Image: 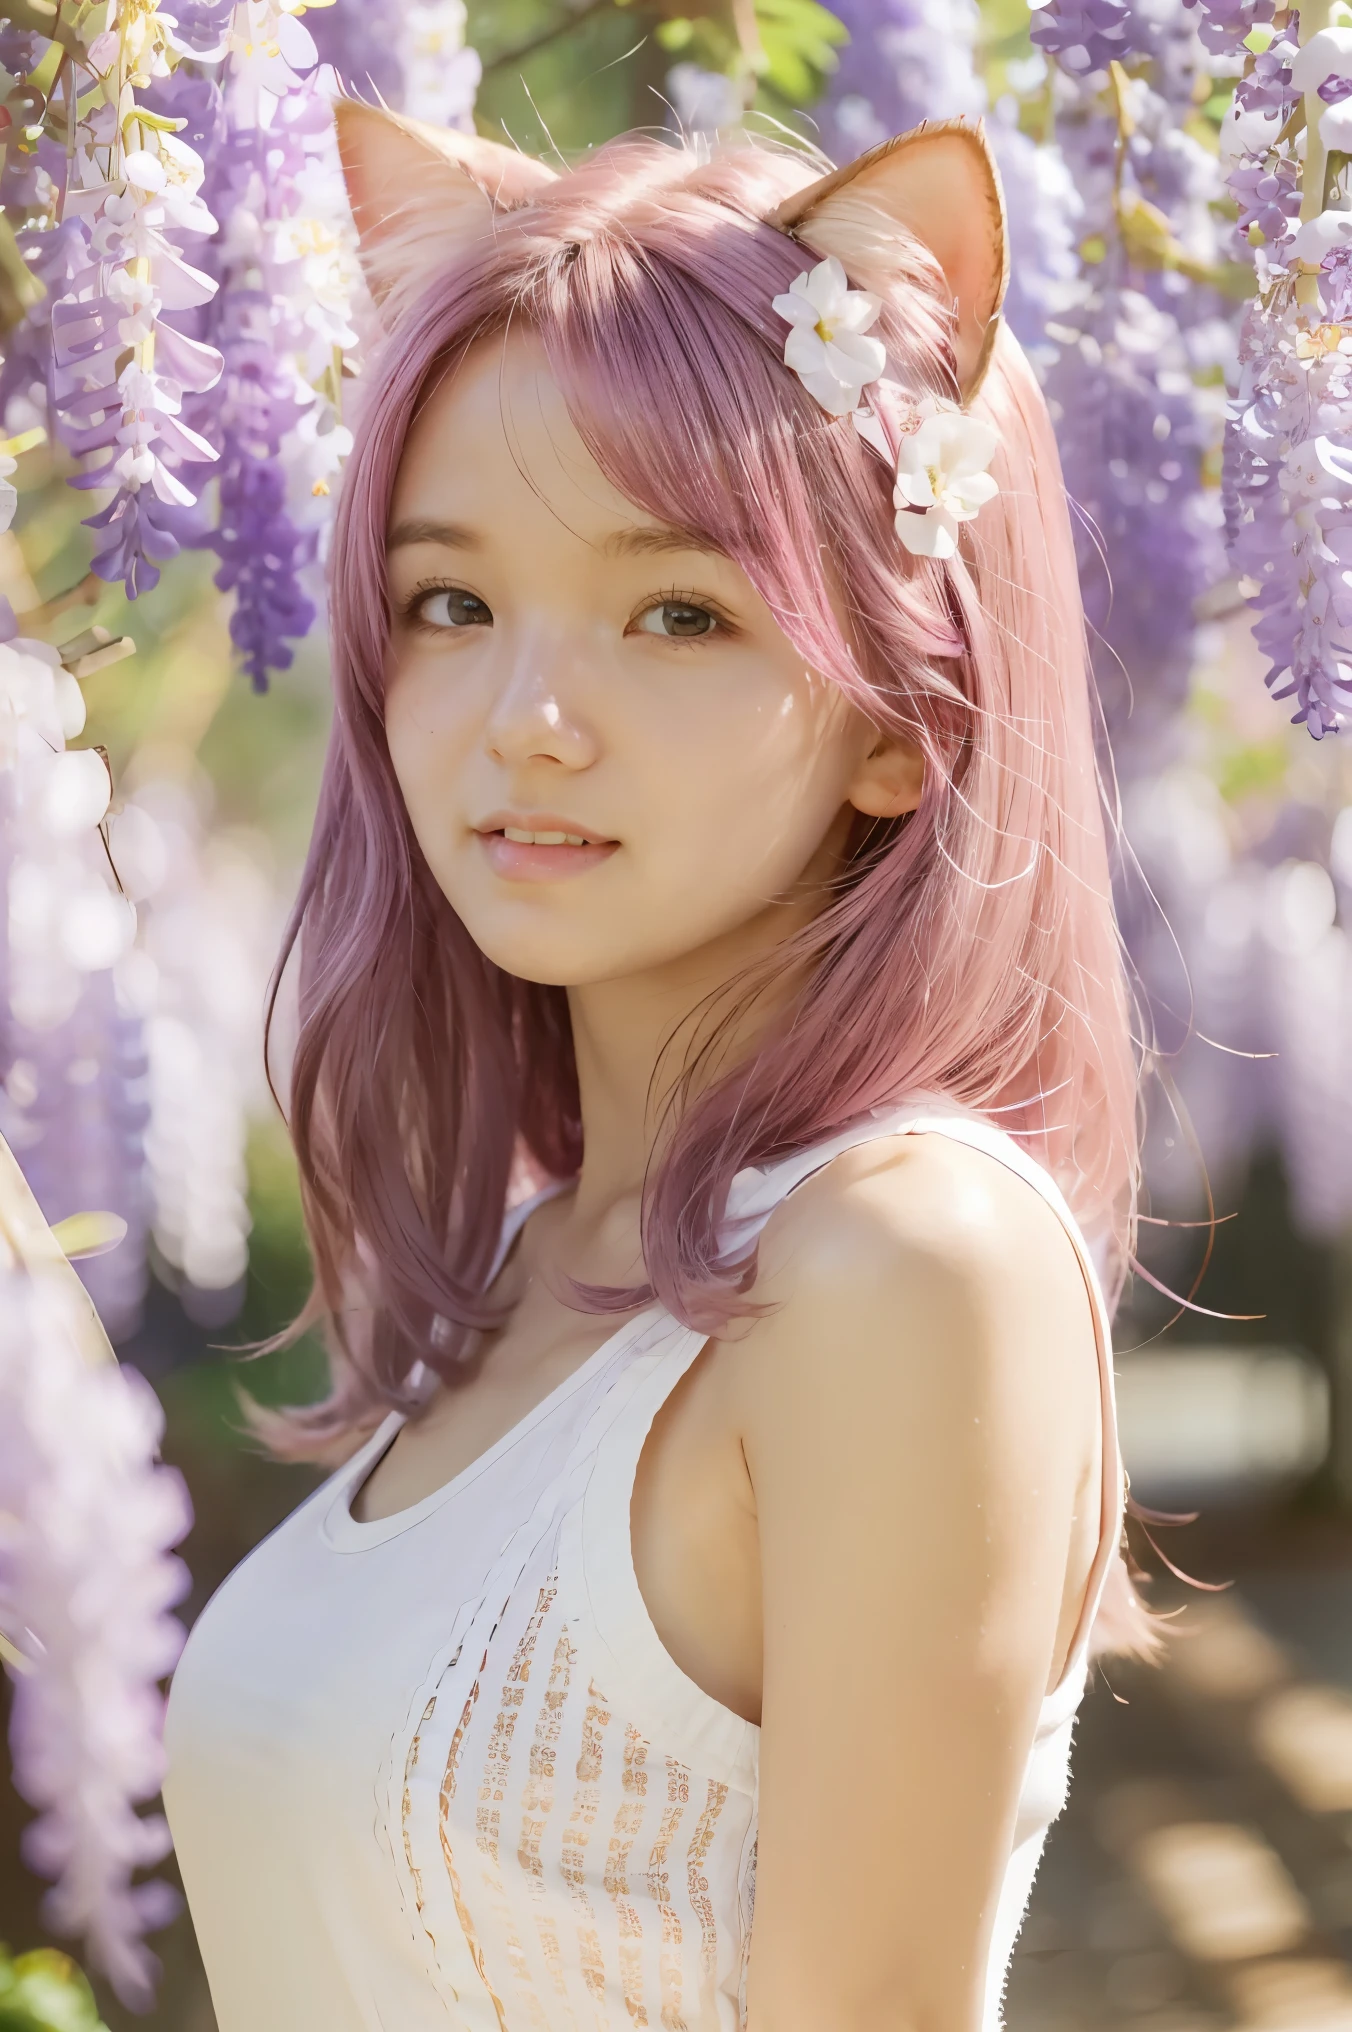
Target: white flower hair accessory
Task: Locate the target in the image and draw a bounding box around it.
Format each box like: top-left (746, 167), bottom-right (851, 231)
top-left (854, 388), bottom-right (999, 560)
top-left (772, 255), bottom-right (886, 418)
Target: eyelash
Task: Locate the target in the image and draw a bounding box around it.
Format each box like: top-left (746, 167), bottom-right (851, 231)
top-left (626, 587), bottom-right (738, 642)
top-left (398, 580), bottom-right (738, 641)
top-left (402, 578), bottom-right (483, 634)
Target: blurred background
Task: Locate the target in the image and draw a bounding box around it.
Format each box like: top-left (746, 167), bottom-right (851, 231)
top-left (7, 0), bottom-right (1352, 2027)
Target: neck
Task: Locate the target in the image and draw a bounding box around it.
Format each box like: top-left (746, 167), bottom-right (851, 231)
top-left (564, 915), bottom-right (791, 1222)
top-left (538, 806), bottom-right (857, 1280)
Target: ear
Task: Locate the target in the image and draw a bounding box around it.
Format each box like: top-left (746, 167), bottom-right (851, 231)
top-left (848, 730), bottom-right (925, 820)
top-left (333, 100), bottom-right (557, 304)
top-left (769, 119), bottom-right (1008, 402)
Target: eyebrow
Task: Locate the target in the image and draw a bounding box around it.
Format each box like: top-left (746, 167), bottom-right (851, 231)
top-left (599, 525), bottom-right (718, 561)
top-left (387, 518), bottom-right (480, 552)
top-left (386, 517), bottom-right (718, 561)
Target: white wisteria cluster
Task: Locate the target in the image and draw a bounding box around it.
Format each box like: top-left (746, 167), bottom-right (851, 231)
top-left (0, 617), bottom-right (150, 1339)
top-left (0, 1186), bottom-right (191, 2010)
top-left (0, 606), bottom-right (265, 1335)
top-left (398, 0), bottom-right (482, 129)
top-left (112, 783), bottom-right (282, 1315)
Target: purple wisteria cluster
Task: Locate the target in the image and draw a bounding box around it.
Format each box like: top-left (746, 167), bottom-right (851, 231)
top-left (812, 0), bottom-right (986, 166)
top-left (1008, 3), bottom-right (1233, 761)
top-left (1029, 0), bottom-right (1139, 75)
top-left (811, 2), bottom-right (1352, 1246)
top-left (1183, 0), bottom-right (1275, 55)
top-left (1042, 38), bottom-right (1233, 759)
top-left (816, 0), bottom-right (1232, 765)
top-left (808, 1), bottom-right (1084, 358)
top-left (0, 0), bottom-right (479, 691)
top-left (1205, 5), bottom-right (1352, 735)
top-left (168, 18), bottom-right (348, 688)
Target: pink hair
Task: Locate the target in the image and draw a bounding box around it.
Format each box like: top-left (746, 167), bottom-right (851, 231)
top-left (258, 139), bottom-right (1142, 1563)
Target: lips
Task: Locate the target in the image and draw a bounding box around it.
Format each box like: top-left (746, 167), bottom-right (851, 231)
top-left (473, 812), bottom-right (619, 883)
top-left (474, 811), bottom-right (616, 847)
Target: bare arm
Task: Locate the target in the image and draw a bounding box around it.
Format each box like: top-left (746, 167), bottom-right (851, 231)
top-left (730, 1133), bottom-right (1103, 2032)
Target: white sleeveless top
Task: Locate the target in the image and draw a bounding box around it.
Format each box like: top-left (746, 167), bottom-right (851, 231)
top-left (163, 1104), bottom-right (1123, 2032)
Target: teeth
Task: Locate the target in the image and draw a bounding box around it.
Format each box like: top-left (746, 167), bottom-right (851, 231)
top-left (502, 826), bottom-right (588, 847)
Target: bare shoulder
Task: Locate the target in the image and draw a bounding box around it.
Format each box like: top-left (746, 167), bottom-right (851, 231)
top-left (752, 1127), bottom-right (1094, 1339)
top-left (722, 1127), bottom-right (1100, 1446)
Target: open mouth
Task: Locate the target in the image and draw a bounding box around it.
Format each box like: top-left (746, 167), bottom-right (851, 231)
top-left (499, 826), bottom-right (600, 847)
top-left (474, 818), bottom-right (619, 881)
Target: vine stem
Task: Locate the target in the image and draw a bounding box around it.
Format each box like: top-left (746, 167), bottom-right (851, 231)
top-left (1297, 0), bottom-right (1337, 305)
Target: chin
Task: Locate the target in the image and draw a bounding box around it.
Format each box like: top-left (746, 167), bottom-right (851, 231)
top-left (462, 928), bottom-right (622, 989)
top-left (462, 917), bottom-right (707, 990)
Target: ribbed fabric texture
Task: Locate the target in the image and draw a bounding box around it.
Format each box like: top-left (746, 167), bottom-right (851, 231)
top-left (163, 1105), bottom-right (1121, 2032)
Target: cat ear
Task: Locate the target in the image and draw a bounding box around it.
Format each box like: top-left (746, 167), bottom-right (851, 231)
top-left (333, 99), bottom-right (557, 305)
top-left (769, 119), bottom-right (1008, 402)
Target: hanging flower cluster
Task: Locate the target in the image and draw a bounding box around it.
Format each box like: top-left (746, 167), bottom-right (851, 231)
top-left (0, 613), bottom-right (152, 1342)
top-left (398, 1), bottom-right (482, 130)
top-left (809, 2), bottom-right (1352, 1255)
top-left (0, 0), bottom-right (480, 691)
top-left (1029, 0), bottom-right (1138, 74)
top-left (813, 0), bottom-right (987, 164)
top-left (0, 1152), bottom-right (192, 2010)
top-left (0, 599), bottom-right (274, 1349)
top-left (1210, 3), bottom-right (1352, 736)
top-left (816, 0), bottom-right (1233, 765)
top-left (184, 1), bottom-right (359, 688)
top-left (52, 2), bottom-right (225, 598)
top-left (124, 780), bottom-right (281, 1313)
top-left (1021, 7), bottom-right (1234, 763)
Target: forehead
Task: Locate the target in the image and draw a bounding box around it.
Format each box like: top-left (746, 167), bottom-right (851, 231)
top-left (390, 330), bottom-right (652, 548)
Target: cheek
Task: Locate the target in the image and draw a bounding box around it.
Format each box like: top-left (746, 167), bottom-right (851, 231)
top-left (640, 671), bottom-right (856, 870)
top-left (383, 666), bottom-right (476, 845)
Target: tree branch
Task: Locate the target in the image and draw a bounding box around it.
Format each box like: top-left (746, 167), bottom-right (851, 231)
top-left (480, 0), bottom-right (616, 78)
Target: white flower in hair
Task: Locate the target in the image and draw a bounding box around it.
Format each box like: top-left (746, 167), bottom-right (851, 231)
top-left (772, 256), bottom-right (886, 418)
top-left (891, 399), bottom-right (999, 559)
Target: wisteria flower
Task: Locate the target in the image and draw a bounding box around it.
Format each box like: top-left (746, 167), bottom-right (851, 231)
top-left (893, 401), bottom-right (1000, 558)
top-left (108, 269), bottom-right (158, 345)
top-left (772, 256), bottom-right (886, 417)
top-left (1323, 99), bottom-right (1352, 153)
top-left (1230, 157), bottom-right (1300, 246)
top-left (0, 454), bottom-right (16, 537)
top-left (1289, 24), bottom-right (1352, 97)
top-left (1292, 208), bottom-right (1352, 268)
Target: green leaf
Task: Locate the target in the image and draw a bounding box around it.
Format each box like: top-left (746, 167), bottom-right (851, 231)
top-left (755, 0), bottom-right (846, 105)
top-left (0, 1948), bottom-right (110, 2032)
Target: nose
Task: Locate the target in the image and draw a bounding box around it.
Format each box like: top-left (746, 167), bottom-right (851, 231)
top-left (484, 626), bottom-right (598, 772)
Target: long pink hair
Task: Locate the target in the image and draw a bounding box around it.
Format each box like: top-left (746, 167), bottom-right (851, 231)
top-left (259, 138), bottom-right (1142, 1545)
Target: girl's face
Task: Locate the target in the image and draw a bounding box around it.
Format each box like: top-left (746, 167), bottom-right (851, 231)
top-left (384, 333), bottom-right (919, 989)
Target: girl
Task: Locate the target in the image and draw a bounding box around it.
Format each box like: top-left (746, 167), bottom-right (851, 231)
top-left (163, 103), bottom-right (1150, 2032)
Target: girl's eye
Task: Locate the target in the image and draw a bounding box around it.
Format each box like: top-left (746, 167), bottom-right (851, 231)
top-left (411, 587), bottom-right (492, 630)
top-left (632, 600), bottom-right (719, 641)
